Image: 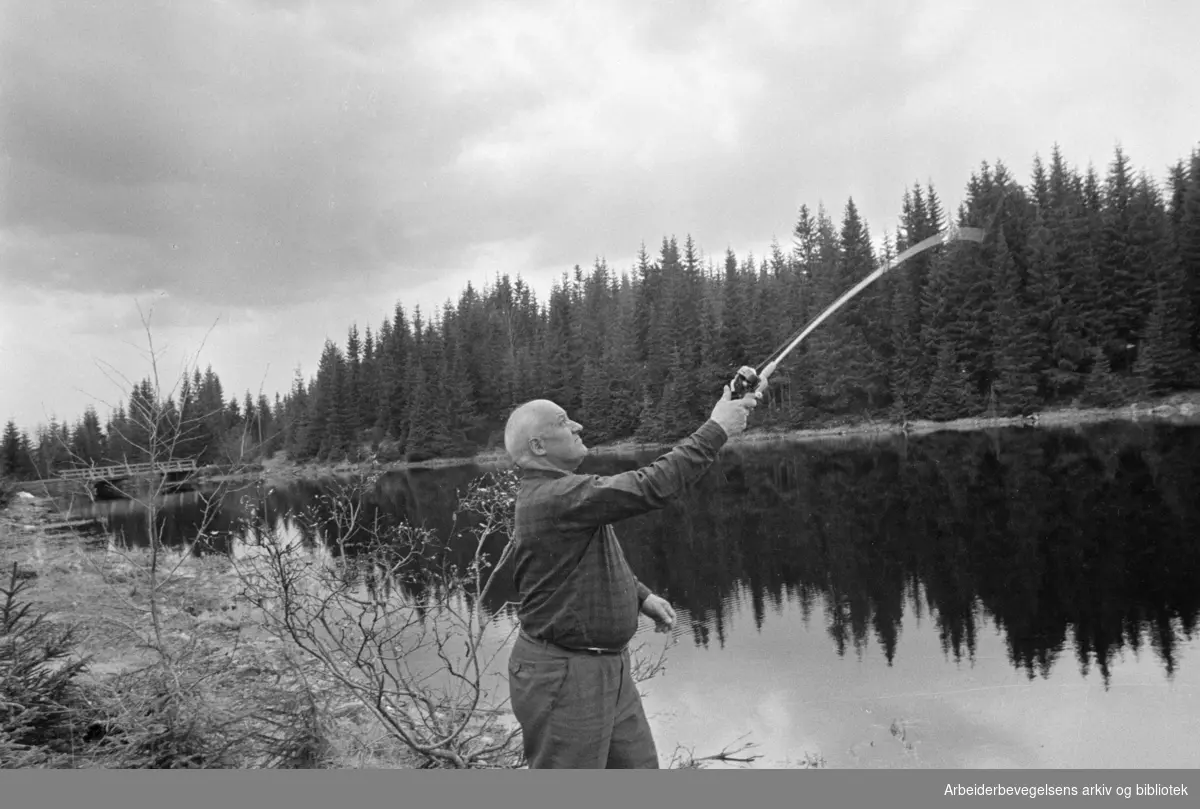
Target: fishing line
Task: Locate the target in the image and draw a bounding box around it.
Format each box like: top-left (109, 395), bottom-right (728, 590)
top-left (729, 221), bottom-right (987, 398)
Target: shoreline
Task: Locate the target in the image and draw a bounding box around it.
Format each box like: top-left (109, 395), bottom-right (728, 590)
top-left (11, 391), bottom-right (1199, 492)
top-left (204, 389), bottom-right (1200, 485)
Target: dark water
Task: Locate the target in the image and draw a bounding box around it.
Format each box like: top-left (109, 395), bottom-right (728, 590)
top-left (66, 421), bottom-right (1200, 768)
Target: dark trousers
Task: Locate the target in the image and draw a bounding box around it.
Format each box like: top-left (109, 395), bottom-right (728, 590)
top-left (507, 631), bottom-right (660, 769)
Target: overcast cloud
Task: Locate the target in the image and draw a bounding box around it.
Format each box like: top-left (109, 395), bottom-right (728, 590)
top-left (2, 0), bottom-right (1198, 431)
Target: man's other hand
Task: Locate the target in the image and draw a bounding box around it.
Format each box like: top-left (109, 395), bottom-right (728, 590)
top-left (640, 594), bottom-right (677, 633)
top-left (708, 380), bottom-right (764, 437)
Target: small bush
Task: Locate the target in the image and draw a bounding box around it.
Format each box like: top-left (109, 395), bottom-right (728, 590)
top-left (0, 561), bottom-right (105, 768)
top-left (89, 663), bottom-right (236, 769)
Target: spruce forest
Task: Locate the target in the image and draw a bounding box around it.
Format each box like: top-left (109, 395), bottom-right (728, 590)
top-left (4, 144), bottom-right (1200, 478)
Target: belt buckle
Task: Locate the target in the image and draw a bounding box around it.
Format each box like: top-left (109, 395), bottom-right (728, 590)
top-left (584, 646), bottom-right (605, 655)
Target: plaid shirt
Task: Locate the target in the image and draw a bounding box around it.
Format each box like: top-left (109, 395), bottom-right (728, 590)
top-left (511, 419), bottom-right (728, 651)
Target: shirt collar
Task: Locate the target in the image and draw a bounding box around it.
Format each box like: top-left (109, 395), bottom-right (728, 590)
top-left (516, 458), bottom-right (574, 478)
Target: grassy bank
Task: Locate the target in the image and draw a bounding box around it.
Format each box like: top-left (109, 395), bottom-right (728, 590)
top-left (0, 495), bottom-right (428, 768)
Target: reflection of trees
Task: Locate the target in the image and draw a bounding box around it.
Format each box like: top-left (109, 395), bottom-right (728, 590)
top-left (98, 484), bottom-right (270, 554)
top-left (89, 427), bottom-right (1200, 683)
top-left (610, 424), bottom-right (1200, 684)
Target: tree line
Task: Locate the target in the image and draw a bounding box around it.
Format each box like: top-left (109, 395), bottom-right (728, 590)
top-left (3, 143), bottom-right (1199, 477)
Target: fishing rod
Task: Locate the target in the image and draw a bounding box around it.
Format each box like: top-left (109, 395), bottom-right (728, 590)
top-left (729, 222), bottom-right (986, 398)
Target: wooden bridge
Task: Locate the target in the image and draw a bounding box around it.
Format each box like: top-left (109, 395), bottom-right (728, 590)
top-left (57, 459), bottom-right (198, 482)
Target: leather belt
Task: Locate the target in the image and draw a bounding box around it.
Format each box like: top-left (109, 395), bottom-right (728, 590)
top-left (519, 628), bottom-right (626, 656)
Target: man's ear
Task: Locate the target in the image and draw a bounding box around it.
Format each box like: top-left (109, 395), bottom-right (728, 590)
top-left (528, 436), bottom-right (547, 456)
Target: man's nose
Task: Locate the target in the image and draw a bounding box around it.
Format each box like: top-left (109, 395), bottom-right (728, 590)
top-left (570, 421), bottom-right (582, 433)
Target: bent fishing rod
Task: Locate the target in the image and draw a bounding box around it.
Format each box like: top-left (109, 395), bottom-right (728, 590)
top-left (729, 223), bottom-right (986, 398)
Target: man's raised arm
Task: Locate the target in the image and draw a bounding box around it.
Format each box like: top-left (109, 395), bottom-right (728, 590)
top-left (555, 382), bottom-right (764, 529)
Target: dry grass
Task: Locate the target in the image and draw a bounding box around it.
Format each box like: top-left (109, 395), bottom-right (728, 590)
top-left (0, 496), bottom-right (431, 769)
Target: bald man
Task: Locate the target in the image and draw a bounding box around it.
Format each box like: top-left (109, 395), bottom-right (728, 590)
top-left (504, 380), bottom-right (765, 769)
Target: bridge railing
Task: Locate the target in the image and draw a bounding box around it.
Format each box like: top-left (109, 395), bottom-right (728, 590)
top-left (57, 459), bottom-right (199, 481)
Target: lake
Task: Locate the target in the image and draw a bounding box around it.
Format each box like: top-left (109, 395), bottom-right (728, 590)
top-left (65, 420), bottom-right (1200, 768)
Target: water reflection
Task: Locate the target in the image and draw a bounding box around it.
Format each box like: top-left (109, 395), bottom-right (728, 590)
top-left (67, 422), bottom-right (1200, 690)
top-left (607, 422), bottom-right (1200, 689)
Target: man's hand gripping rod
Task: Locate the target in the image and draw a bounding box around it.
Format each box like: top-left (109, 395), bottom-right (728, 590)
top-left (730, 224), bottom-right (985, 397)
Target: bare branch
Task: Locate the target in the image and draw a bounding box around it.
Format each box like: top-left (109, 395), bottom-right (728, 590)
top-left (669, 734), bottom-right (763, 769)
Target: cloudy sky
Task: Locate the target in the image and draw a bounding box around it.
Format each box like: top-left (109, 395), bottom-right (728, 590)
top-left (2, 0), bottom-right (1197, 433)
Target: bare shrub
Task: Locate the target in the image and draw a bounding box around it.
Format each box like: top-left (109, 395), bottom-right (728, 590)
top-left (226, 468), bottom-right (525, 768)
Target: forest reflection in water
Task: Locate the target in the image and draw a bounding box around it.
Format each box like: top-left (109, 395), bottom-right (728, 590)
top-left (76, 420), bottom-right (1200, 766)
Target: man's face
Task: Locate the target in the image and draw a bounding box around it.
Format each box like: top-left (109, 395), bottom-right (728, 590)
top-left (533, 405), bottom-right (587, 471)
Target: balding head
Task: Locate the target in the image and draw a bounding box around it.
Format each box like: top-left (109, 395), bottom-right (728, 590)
top-left (504, 399), bottom-right (587, 471)
top-left (504, 400), bottom-right (557, 462)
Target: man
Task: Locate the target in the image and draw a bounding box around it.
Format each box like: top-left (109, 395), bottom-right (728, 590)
top-left (503, 379), bottom-right (766, 768)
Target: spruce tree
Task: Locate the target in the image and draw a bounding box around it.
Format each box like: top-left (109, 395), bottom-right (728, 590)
top-left (68, 407), bottom-right (106, 466)
top-left (832, 199), bottom-right (886, 412)
top-left (1083, 347), bottom-right (1124, 406)
top-left (889, 186), bottom-right (942, 418)
top-left (2, 420), bottom-right (23, 477)
top-left (1099, 145), bottom-right (1142, 371)
top-left (360, 325), bottom-right (380, 435)
top-left (255, 393), bottom-right (273, 450)
top-left (386, 304), bottom-right (413, 440)
top-left (1132, 263), bottom-right (1193, 394)
top-left (305, 341), bottom-right (341, 460)
top-left (1125, 175), bottom-right (1172, 348)
top-left (1177, 149), bottom-right (1200, 362)
top-left (990, 233), bottom-right (1040, 415)
top-left (1037, 146), bottom-right (1092, 397)
top-left (403, 322), bottom-right (452, 460)
top-left (921, 343), bottom-right (968, 421)
top-left (603, 279), bottom-right (641, 440)
top-left (442, 304), bottom-right (479, 450)
top-left (580, 356), bottom-right (614, 443)
top-left (105, 406), bottom-right (130, 466)
top-left (543, 278), bottom-right (583, 412)
top-left (720, 248), bottom-right (751, 368)
top-left (285, 368), bottom-right (310, 459)
top-left (344, 325), bottom-right (363, 441)
top-left (917, 249), bottom-right (956, 419)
